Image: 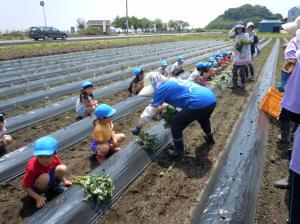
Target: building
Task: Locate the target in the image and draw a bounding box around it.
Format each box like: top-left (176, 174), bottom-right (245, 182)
top-left (86, 20), bottom-right (111, 34)
top-left (258, 20), bottom-right (282, 33)
top-left (288, 6), bottom-right (300, 22)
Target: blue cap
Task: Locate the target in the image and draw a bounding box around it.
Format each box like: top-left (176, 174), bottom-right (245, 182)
top-left (195, 62), bottom-right (204, 70)
top-left (177, 56), bottom-right (184, 62)
top-left (215, 56), bottom-right (222, 61)
top-left (208, 57), bottom-right (215, 62)
top-left (222, 50), bottom-right (229, 56)
top-left (134, 67), bottom-right (143, 76)
top-left (160, 60), bottom-right (168, 66)
top-left (202, 62), bottom-right (212, 69)
top-left (94, 104), bottom-right (116, 118)
top-left (34, 136), bottom-right (58, 156)
top-left (81, 81), bottom-right (93, 89)
top-left (215, 52), bottom-right (223, 58)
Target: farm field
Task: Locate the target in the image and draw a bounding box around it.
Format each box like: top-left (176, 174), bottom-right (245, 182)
top-left (0, 35), bottom-right (291, 224)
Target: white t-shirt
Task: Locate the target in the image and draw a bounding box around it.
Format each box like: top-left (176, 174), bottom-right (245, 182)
top-left (158, 67), bottom-right (170, 77)
top-left (171, 62), bottom-right (183, 73)
top-left (188, 69), bottom-right (201, 81)
top-left (76, 95), bottom-right (94, 117)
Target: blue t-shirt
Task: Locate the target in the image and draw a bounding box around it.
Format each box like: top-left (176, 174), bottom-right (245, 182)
top-left (151, 80), bottom-right (216, 109)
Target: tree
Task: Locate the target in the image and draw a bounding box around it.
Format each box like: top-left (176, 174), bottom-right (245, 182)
top-left (76, 18), bottom-right (86, 30)
top-left (85, 26), bottom-right (101, 35)
top-left (139, 17), bottom-right (152, 31)
top-left (168, 20), bottom-right (190, 31)
top-left (154, 19), bottom-right (163, 31)
top-left (112, 16), bottom-right (127, 30)
top-left (206, 4), bottom-right (283, 29)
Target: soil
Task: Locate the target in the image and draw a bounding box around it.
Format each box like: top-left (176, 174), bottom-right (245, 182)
top-left (0, 106), bottom-right (157, 224)
top-left (8, 90), bottom-right (129, 151)
top-left (255, 39), bottom-right (290, 224)
top-left (96, 41), bottom-right (275, 224)
top-left (0, 39), bottom-right (274, 224)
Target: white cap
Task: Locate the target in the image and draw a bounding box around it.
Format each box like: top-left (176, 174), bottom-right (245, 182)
top-left (138, 72), bottom-right (168, 96)
top-left (246, 22), bottom-right (254, 29)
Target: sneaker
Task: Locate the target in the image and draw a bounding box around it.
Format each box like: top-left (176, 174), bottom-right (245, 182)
top-left (248, 76), bottom-right (254, 81)
top-left (203, 134), bottom-right (215, 144)
top-left (274, 177), bottom-right (289, 189)
top-left (132, 127), bottom-right (141, 135)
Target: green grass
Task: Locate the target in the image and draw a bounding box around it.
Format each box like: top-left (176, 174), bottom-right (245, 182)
top-left (0, 33), bottom-right (230, 60)
top-left (258, 33), bottom-right (291, 39)
top-left (0, 32), bottom-right (28, 40)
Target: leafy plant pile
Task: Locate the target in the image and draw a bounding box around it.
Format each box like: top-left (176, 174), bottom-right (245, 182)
top-left (235, 39), bottom-right (252, 52)
top-left (160, 105), bottom-right (178, 128)
top-left (74, 175), bottom-right (115, 205)
top-left (138, 131), bottom-right (158, 151)
top-left (209, 71), bottom-right (232, 89)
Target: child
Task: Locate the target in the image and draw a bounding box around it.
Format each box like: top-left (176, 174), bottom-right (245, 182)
top-left (222, 50), bottom-right (233, 64)
top-left (245, 22), bottom-right (259, 81)
top-left (231, 23), bottom-right (252, 90)
top-left (0, 113), bottom-right (12, 157)
top-left (208, 57), bottom-right (220, 76)
top-left (188, 62), bottom-right (210, 86)
top-left (90, 104), bottom-right (125, 163)
top-left (128, 67), bottom-right (144, 96)
top-left (158, 60), bottom-right (170, 77)
top-left (171, 56), bottom-right (185, 76)
top-left (76, 81), bottom-right (98, 120)
top-left (21, 136), bottom-right (72, 208)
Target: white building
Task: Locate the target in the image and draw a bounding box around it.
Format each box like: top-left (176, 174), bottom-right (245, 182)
top-left (288, 6), bottom-right (300, 22)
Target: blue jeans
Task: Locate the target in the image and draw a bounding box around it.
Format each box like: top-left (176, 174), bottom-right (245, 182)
top-left (232, 65), bottom-right (246, 87)
top-left (245, 63), bottom-right (254, 78)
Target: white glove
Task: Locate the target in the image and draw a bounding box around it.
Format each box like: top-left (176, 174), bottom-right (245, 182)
top-left (138, 105), bottom-right (158, 127)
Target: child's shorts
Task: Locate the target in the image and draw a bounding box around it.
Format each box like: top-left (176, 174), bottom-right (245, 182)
top-left (0, 143), bottom-right (7, 157)
top-left (31, 167), bottom-right (60, 192)
top-left (89, 140), bottom-right (114, 158)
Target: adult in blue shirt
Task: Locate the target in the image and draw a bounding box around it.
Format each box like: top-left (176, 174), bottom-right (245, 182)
top-left (133, 73), bottom-right (217, 158)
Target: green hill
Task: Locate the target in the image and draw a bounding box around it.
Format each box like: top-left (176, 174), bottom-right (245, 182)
top-left (206, 4), bottom-right (283, 29)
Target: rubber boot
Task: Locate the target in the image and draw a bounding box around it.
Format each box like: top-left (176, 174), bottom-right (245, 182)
top-left (168, 139), bottom-right (184, 158)
top-left (132, 127), bottom-right (141, 135)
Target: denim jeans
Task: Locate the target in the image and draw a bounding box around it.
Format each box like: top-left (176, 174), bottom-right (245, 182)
top-left (232, 64), bottom-right (246, 87)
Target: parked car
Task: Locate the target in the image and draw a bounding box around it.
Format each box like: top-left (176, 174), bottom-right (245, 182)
top-left (29, 26), bottom-right (68, 41)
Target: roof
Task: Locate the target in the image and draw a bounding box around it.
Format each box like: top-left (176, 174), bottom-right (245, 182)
top-left (259, 20), bottom-right (282, 24)
top-left (289, 6), bottom-right (300, 11)
top-left (87, 20), bottom-right (111, 26)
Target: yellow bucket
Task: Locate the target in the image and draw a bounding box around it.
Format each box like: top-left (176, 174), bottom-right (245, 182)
top-left (259, 87), bottom-right (284, 119)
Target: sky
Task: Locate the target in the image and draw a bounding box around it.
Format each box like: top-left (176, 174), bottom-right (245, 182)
top-left (0, 0), bottom-right (299, 32)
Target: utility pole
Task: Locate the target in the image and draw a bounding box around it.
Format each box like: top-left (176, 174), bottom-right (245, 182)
top-left (125, 0), bottom-right (129, 35)
top-left (40, 1), bottom-right (47, 26)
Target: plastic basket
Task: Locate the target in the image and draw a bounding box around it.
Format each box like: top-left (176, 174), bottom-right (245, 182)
top-left (259, 87), bottom-right (284, 119)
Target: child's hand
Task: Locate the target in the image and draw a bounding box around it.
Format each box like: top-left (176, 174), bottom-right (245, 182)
top-left (36, 195), bottom-right (47, 208)
top-left (63, 178), bottom-right (72, 186)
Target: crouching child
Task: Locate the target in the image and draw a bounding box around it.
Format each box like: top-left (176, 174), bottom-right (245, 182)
top-left (188, 62), bottom-right (210, 86)
top-left (171, 56), bottom-right (185, 76)
top-left (128, 67), bottom-right (144, 96)
top-left (90, 104), bottom-right (125, 163)
top-left (21, 136), bottom-right (72, 208)
top-left (0, 113), bottom-right (12, 157)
